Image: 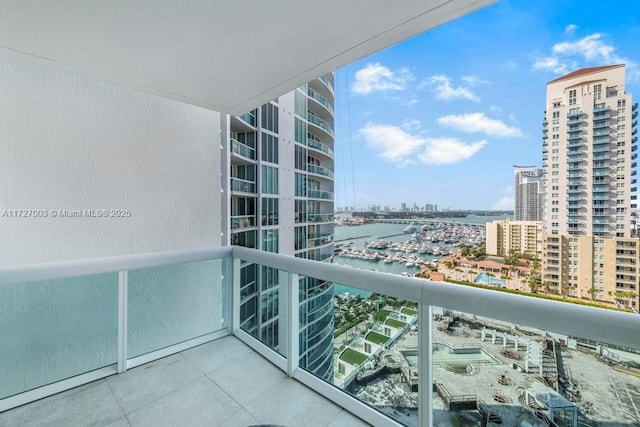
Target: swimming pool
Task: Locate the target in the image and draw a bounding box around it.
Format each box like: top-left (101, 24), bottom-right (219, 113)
top-left (475, 271), bottom-right (506, 287)
top-left (402, 344), bottom-right (498, 368)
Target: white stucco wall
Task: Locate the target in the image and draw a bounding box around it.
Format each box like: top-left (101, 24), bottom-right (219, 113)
top-left (0, 52), bottom-right (221, 266)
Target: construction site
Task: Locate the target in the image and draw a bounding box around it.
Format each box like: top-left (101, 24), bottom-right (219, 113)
top-left (346, 309), bottom-right (640, 427)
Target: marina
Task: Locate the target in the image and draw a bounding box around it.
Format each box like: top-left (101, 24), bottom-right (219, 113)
top-left (333, 219), bottom-right (488, 277)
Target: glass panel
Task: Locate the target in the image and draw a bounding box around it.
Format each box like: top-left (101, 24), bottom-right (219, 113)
top-left (300, 277), bottom-right (419, 426)
top-left (432, 307), bottom-right (640, 426)
top-left (128, 259), bottom-right (224, 358)
top-left (238, 262), bottom-right (286, 357)
top-left (0, 273), bottom-right (118, 399)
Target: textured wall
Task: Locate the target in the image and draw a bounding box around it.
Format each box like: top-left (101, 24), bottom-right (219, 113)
top-left (0, 52), bottom-right (221, 266)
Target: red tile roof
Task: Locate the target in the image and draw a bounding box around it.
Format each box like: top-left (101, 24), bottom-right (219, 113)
top-left (547, 64), bottom-right (624, 84)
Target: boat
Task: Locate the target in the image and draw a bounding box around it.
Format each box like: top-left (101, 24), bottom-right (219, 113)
top-left (403, 223), bottom-right (417, 233)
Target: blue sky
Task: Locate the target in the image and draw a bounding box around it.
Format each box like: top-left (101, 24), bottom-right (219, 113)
top-left (332, 0), bottom-right (640, 211)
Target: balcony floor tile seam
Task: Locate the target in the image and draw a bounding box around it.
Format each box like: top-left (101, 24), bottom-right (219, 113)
top-left (115, 372), bottom-right (206, 417)
top-left (124, 375), bottom-right (246, 427)
top-left (179, 336), bottom-right (255, 376)
top-left (242, 376), bottom-right (346, 427)
top-left (104, 378), bottom-right (133, 425)
top-left (202, 349), bottom-right (290, 407)
top-left (105, 354), bottom-right (207, 415)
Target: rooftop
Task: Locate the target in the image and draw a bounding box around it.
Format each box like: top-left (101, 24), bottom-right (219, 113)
top-left (547, 64), bottom-right (625, 84)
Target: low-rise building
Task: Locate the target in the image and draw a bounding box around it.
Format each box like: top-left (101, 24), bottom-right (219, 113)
top-left (486, 218), bottom-right (542, 258)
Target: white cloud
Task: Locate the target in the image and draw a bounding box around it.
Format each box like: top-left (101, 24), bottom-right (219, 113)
top-left (565, 24), bottom-right (578, 34)
top-left (503, 60), bottom-right (518, 70)
top-left (359, 123), bottom-right (426, 164)
top-left (437, 113), bottom-right (523, 137)
top-left (532, 33), bottom-right (637, 78)
top-left (406, 98), bottom-right (419, 106)
top-left (492, 196), bottom-right (514, 210)
top-left (553, 33), bottom-right (625, 63)
top-left (359, 122), bottom-right (486, 166)
top-left (401, 119), bottom-right (422, 132)
top-left (489, 105), bottom-right (503, 113)
top-left (352, 63), bottom-right (413, 95)
top-left (419, 74), bottom-right (480, 102)
top-left (531, 56), bottom-right (573, 74)
top-left (461, 75), bottom-right (490, 86)
top-left (418, 138), bottom-right (486, 165)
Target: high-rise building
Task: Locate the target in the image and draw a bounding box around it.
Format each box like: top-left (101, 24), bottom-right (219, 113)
top-left (540, 65), bottom-right (639, 308)
top-left (542, 64), bottom-right (636, 237)
top-left (228, 76), bottom-right (335, 380)
top-left (514, 166), bottom-right (543, 221)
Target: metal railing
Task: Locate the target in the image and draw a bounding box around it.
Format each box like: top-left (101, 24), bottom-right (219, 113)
top-left (2, 246), bottom-right (639, 426)
top-left (230, 215), bottom-right (256, 229)
top-left (307, 112), bottom-right (334, 135)
top-left (230, 138), bottom-right (256, 160)
top-left (230, 177), bottom-right (256, 193)
top-left (307, 164), bottom-right (334, 179)
top-left (307, 87), bottom-right (333, 114)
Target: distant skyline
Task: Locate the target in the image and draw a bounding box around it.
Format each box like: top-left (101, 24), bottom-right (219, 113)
top-left (332, 0), bottom-right (640, 210)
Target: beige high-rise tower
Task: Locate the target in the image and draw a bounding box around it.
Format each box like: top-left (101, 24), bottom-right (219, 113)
top-left (543, 64), bottom-right (636, 237)
top-left (541, 65), bottom-right (639, 309)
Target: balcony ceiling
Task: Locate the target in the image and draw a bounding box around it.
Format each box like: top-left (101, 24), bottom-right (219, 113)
top-left (0, 0), bottom-right (493, 115)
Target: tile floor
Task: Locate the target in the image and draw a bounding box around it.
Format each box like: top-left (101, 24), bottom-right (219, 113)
top-left (0, 336), bottom-right (370, 427)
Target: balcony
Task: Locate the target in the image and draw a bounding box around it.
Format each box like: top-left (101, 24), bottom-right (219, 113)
top-left (593, 154), bottom-right (610, 161)
top-left (307, 234), bottom-right (334, 248)
top-left (230, 177), bottom-right (256, 194)
top-left (307, 164), bottom-right (334, 179)
top-left (307, 189), bottom-right (333, 200)
top-left (307, 112), bottom-right (334, 136)
top-left (307, 138), bottom-right (334, 158)
top-left (566, 158), bottom-right (583, 165)
top-left (318, 75), bottom-right (334, 95)
top-left (566, 141), bottom-right (583, 149)
top-left (237, 111), bottom-right (257, 127)
top-left (593, 104), bottom-right (611, 113)
top-left (593, 136), bottom-right (610, 145)
top-left (307, 87), bottom-right (334, 115)
top-left (566, 118), bottom-right (584, 126)
top-left (306, 213), bottom-right (334, 223)
top-left (230, 138), bottom-right (256, 161)
top-left (592, 145), bottom-right (610, 153)
top-left (593, 121), bottom-right (610, 130)
top-left (230, 214), bottom-right (256, 230)
top-left (1, 247), bottom-right (639, 427)
top-left (566, 109), bottom-right (583, 118)
top-left (0, 335), bottom-right (361, 426)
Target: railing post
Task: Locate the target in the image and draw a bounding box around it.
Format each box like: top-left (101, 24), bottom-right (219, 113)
top-left (117, 270), bottom-right (128, 373)
top-left (418, 303), bottom-right (433, 427)
top-left (287, 272), bottom-right (300, 377)
top-left (231, 257), bottom-right (241, 335)
top-left (221, 256), bottom-right (232, 331)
